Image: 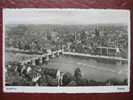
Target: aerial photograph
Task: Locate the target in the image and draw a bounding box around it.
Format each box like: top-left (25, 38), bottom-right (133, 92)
top-left (3, 9), bottom-right (130, 92)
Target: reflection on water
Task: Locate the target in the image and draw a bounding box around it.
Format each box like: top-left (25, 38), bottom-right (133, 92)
top-left (44, 55), bottom-right (128, 81)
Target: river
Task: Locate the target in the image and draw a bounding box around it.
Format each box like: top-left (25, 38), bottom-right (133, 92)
top-left (5, 51), bottom-right (128, 82)
top-left (42, 55), bottom-right (128, 81)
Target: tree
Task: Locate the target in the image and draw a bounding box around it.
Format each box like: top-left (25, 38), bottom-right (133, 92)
top-left (62, 72), bottom-right (73, 86)
top-left (74, 68), bottom-right (82, 81)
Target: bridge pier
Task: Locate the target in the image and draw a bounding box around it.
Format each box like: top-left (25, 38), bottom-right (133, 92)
top-left (20, 49), bottom-right (63, 66)
top-left (52, 52), bottom-right (55, 58)
top-left (57, 51), bottom-right (60, 57)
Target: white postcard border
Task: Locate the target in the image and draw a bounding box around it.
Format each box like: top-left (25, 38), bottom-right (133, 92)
top-left (2, 8), bottom-right (131, 93)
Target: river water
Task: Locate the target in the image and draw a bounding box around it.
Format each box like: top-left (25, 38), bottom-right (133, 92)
top-left (43, 55), bottom-right (128, 81)
top-left (5, 51), bottom-right (128, 82)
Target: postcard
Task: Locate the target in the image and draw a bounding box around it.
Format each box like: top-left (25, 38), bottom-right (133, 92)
top-left (3, 8), bottom-right (130, 93)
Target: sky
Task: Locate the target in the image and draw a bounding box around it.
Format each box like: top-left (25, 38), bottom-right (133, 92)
top-left (3, 9), bottom-right (130, 25)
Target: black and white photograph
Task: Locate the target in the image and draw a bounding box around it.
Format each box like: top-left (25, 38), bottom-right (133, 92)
top-left (3, 9), bottom-right (130, 93)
